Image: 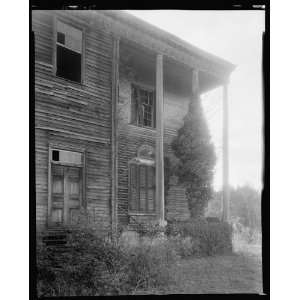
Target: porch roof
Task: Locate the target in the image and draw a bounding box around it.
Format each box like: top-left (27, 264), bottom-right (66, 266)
top-left (99, 10), bottom-right (236, 83)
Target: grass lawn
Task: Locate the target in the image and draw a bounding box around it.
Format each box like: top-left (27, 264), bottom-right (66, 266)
top-left (135, 242), bottom-right (263, 295)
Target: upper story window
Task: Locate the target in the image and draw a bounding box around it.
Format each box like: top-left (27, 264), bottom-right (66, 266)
top-left (131, 84), bottom-right (156, 128)
top-left (56, 21), bottom-right (83, 83)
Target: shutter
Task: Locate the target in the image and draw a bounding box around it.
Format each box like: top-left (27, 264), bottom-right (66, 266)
top-left (147, 166), bottom-right (155, 212)
top-left (129, 164), bottom-right (138, 210)
top-left (140, 165), bottom-right (147, 212)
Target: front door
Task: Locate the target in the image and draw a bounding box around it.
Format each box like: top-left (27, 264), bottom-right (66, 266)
top-left (50, 164), bottom-right (82, 226)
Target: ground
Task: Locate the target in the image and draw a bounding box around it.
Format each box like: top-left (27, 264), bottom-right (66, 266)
top-left (165, 253), bottom-right (262, 294)
top-left (136, 240), bottom-right (263, 295)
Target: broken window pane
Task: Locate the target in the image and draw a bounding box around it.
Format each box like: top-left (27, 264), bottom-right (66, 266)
top-left (56, 21), bottom-right (82, 83)
top-left (57, 32), bottom-right (65, 44)
top-left (56, 44), bottom-right (81, 82)
top-left (131, 85), bottom-right (155, 128)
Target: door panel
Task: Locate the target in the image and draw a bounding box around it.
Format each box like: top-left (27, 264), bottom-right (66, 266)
top-left (50, 165), bottom-right (64, 224)
top-left (51, 209), bottom-right (63, 223)
top-left (67, 167), bottom-right (81, 225)
top-left (50, 165), bottom-right (82, 226)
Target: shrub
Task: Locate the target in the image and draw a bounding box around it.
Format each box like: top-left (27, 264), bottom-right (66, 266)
top-left (37, 213), bottom-right (179, 296)
top-left (135, 221), bottom-right (165, 239)
top-left (125, 238), bottom-right (178, 292)
top-left (169, 235), bottom-right (194, 258)
top-left (171, 96), bottom-right (216, 218)
top-left (36, 210), bottom-right (132, 297)
top-left (37, 226), bottom-right (130, 296)
top-left (166, 217), bottom-right (233, 257)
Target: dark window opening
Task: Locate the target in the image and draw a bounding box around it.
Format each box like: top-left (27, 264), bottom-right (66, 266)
top-left (55, 21), bottom-right (82, 83)
top-left (56, 45), bottom-right (81, 83)
top-left (52, 150), bottom-right (60, 162)
top-left (131, 85), bottom-right (156, 128)
top-left (129, 164), bottom-right (155, 213)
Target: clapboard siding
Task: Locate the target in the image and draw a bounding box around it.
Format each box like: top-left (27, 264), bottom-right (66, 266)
top-left (117, 74), bottom-right (191, 226)
top-left (33, 11), bottom-right (113, 231)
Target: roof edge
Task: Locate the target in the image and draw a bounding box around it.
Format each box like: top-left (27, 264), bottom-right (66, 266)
top-left (101, 10), bottom-right (236, 73)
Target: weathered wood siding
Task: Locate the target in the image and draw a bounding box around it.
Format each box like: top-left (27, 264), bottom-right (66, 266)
top-left (117, 71), bottom-right (191, 226)
top-left (33, 11), bottom-right (113, 231)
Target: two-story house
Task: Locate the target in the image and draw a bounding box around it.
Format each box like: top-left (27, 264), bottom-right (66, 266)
top-left (32, 10), bottom-right (234, 235)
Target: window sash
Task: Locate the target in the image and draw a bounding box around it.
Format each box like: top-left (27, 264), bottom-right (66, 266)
top-left (56, 20), bottom-right (82, 54)
top-left (54, 19), bottom-right (83, 84)
top-left (131, 85), bottom-right (155, 128)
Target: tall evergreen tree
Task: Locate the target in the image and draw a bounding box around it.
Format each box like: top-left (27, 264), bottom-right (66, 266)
top-left (172, 96), bottom-right (216, 218)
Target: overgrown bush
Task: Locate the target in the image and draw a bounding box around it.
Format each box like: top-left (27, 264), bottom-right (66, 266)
top-left (37, 225), bottom-right (130, 296)
top-left (166, 217), bottom-right (233, 257)
top-left (125, 238), bottom-right (178, 292)
top-left (37, 213), bottom-right (178, 296)
top-left (171, 96), bottom-right (216, 218)
top-left (135, 221), bottom-right (165, 239)
top-left (169, 235), bottom-right (194, 258)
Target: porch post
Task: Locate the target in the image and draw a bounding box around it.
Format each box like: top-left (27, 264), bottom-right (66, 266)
top-left (111, 36), bottom-right (119, 237)
top-left (222, 82), bottom-right (230, 222)
top-left (155, 53), bottom-right (165, 226)
top-left (192, 69), bottom-right (199, 99)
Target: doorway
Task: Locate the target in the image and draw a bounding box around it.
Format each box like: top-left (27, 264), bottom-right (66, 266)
top-left (48, 148), bottom-right (84, 227)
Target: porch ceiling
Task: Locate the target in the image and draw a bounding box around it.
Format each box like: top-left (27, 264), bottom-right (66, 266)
top-left (120, 40), bottom-right (223, 96)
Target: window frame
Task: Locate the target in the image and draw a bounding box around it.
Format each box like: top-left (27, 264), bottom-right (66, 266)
top-left (130, 83), bottom-right (156, 129)
top-left (52, 16), bottom-right (86, 85)
top-left (128, 161), bottom-right (156, 215)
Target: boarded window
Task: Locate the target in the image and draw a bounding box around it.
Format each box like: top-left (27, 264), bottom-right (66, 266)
top-left (131, 85), bottom-right (156, 128)
top-left (56, 21), bottom-right (82, 83)
top-left (129, 164), bottom-right (156, 213)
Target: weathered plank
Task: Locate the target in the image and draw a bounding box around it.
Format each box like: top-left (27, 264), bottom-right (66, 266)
top-left (33, 11), bottom-right (113, 230)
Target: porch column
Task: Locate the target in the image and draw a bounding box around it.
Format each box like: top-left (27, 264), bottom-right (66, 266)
top-left (111, 36), bottom-right (119, 237)
top-left (222, 82), bottom-right (230, 222)
top-left (155, 54), bottom-right (165, 226)
top-left (192, 69), bottom-right (199, 99)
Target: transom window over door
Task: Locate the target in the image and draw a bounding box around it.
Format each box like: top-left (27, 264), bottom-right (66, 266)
top-left (129, 163), bottom-right (156, 213)
top-left (131, 84), bottom-right (156, 128)
top-left (56, 20), bottom-right (83, 83)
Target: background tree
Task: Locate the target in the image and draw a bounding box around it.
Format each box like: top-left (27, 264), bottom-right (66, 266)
top-left (206, 185), bottom-right (261, 230)
top-left (172, 97), bottom-right (216, 218)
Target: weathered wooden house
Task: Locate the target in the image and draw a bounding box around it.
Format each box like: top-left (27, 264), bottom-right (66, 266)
top-left (33, 10), bottom-right (234, 234)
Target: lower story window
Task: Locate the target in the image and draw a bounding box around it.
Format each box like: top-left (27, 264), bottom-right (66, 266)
top-left (129, 163), bottom-right (156, 213)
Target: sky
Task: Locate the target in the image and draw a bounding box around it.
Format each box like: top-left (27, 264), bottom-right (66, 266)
top-left (126, 10), bottom-right (265, 191)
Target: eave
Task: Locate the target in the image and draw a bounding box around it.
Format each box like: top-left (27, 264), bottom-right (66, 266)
top-left (99, 10), bottom-right (236, 82)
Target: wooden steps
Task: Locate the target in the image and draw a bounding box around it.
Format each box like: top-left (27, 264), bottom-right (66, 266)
top-left (42, 227), bottom-right (70, 247)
